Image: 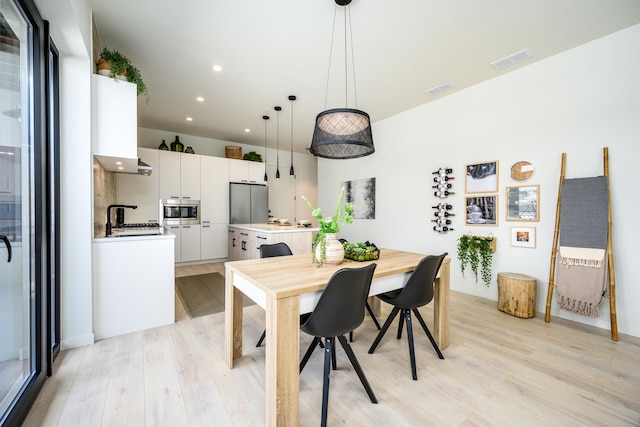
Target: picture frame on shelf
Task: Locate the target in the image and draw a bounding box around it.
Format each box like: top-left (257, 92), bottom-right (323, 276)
top-left (465, 194), bottom-right (498, 226)
top-left (506, 184), bottom-right (540, 221)
top-left (510, 226), bottom-right (536, 248)
top-left (465, 161), bottom-right (498, 193)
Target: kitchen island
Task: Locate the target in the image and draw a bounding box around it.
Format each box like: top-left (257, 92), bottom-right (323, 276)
top-left (92, 232), bottom-right (175, 340)
top-left (227, 223), bottom-right (319, 261)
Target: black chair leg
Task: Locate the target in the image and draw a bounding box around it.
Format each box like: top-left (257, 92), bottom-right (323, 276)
top-left (365, 302), bottom-right (381, 330)
top-left (337, 335), bottom-right (377, 404)
top-left (413, 308), bottom-right (444, 359)
top-left (300, 337), bottom-right (321, 373)
top-left (331, 337), bottom-right (337, 370)
top-left (404, 309), bottom-right (418, 380)
top-left (397, 312), bottom-right (405, 339)
top-left (368, 307), bottom-right (401, 354)
top-left (321, 337), bottom-right (332, 427)
top-left (256, 329), bottom-right (266, 347)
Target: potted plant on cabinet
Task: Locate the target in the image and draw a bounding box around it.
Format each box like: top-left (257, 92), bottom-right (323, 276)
top-left (97, 46), bottom-right (149, 102)
top-left (457, 233), bottom-right (495, 286)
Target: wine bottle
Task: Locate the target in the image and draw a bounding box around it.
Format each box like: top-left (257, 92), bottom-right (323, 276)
top-left (434, 190), bottom-right (455, 198)
top-left (434, 211), bottom-right (455, 217)
top-left (431, 219), bottom-right (452, 225)
top-left (432, 204), bottom-right (453, 210)
top-left (433, 176), bottom-right (455, 182)
top-left (432, 168), bottom-right (453, 175)
top-left (433, 225), bottom-right (453, 232)
top-left (432, 183), bottom-right (452, 189)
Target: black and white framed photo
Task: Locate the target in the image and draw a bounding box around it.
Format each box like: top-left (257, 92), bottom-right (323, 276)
top-left (466, 161), bottom-right (499, 193)
top-left (343, 177), bottom-right (376, 219)
top-left (510, 226), bottom-right (536, 248)
top-left (465, 194), bottom-right (498, 226)
top-left (506, 185), bottom-right (539, 221)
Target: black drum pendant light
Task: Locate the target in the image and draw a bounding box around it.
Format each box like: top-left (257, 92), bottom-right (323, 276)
top-left (289, 95), bottom-right (296, 176)
top-left (263, 115), bottom-right (269, 181)
top-left (275, 106), bottom-right (282, 179)
top-left (310, 0), bottom-right (374, 159)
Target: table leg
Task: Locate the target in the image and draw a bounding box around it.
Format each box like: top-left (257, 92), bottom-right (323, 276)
top-left (433, 259), bottom-right (450, 349)
top-left (224, 267), bottom-right (244, 368)
top-left (265, 295), bottom-right (300, 427)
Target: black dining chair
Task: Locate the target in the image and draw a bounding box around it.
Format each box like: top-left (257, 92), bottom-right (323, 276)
top-left (255, 242), bottom-right (293, 347)
top-left (368, 253), bottom-right (447, 380)
top-left (299, 263), bottom-right (378, 427)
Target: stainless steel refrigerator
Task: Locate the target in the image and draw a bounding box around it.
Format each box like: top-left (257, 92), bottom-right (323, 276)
top-left (229, 183), bottom-right (268, 224)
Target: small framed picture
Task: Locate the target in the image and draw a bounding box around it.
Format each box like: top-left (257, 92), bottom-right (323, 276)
top-left (510, 226), bottom-right (536, 248)
top-left (466, 161), bottom-right (499, 193)
top-left (465, 194), bottom-right (498, 226)
top-left (506, 185), bottom-right (539, 222)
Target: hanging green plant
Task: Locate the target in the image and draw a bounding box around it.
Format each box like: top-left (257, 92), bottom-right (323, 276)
top-left (457, 234), bottom-right (495, 286)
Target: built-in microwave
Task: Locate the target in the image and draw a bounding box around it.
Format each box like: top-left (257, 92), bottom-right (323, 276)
top-left (160, 199), bottom-right (200, 225)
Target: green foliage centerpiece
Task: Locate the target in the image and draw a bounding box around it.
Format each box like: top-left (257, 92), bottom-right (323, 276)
top-left (302, 188), bottom-right (355, 265)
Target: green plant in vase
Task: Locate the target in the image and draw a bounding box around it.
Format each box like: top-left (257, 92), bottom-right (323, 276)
top-left (97, 46), bottom-right (149, 102)
top-left (457, 234), bottom-right (494, 286)
top-left (302, 188), bottom-right (355, 265)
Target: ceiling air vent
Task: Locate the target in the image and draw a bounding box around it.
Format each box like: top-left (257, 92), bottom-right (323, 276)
top-left (425, 81), bottom-right (455, 96)
top-left (491, 49), bottom-right (532, 70)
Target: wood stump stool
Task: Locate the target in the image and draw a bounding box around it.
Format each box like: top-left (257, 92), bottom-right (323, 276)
top-left (497, 272), bottom-right (537, 318)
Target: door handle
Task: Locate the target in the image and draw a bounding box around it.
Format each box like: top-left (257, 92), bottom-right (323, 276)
top-left (0, 235), bottom-right (11, 263)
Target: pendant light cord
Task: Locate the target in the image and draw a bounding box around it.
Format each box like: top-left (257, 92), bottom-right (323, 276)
top-left (323, 3), bottom-right (357, 109)
top-left (289, 95), bottom-right (296, 175)
top-left (323, 5), bottom-right (338, 110)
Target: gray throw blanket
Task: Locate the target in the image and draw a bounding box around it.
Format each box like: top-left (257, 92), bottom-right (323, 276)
top-left (556, 176), bottom-right (608, 317)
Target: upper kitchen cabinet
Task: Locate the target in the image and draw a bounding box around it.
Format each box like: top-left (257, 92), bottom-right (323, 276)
top-left (201, 156), bottom-right (229, 224)
top-left (229, 158), bottom-right (266, 184)
top-left (180, 154), bottom-right (201, 200)
top-left (91, 74), bottom-right (138, 172)
top-left (158, 151), bottom-right (200, 200)
top-left (116, 148), bottom-right (159, 223)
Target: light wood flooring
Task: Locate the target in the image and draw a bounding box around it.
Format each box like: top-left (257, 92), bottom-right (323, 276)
top-left (22, 263), bottom-right (640, 426)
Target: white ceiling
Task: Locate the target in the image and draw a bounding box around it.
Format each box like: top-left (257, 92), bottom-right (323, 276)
top-left (89, 0), bottom-right (640, 154)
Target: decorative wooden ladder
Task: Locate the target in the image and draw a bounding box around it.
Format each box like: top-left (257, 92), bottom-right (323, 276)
top-left (544, 147), bottom-right (618, 341)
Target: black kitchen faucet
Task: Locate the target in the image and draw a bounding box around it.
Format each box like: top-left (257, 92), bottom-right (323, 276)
top-left (105, 204), bottom-right (137, 237)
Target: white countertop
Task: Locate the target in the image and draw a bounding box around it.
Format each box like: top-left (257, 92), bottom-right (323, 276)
top-left (229, 223), bottom-right (319, 233)
top-left (92, 232), bottom-right (176, 243)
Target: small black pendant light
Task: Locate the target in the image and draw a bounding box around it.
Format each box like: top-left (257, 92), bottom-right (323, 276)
top-left (310, 0), bottom-right (374, 159)
top-left (289, 95), bottom-right (296, 176)
top-left (275, 106), bottom-right (282, 179)
top-left (263, 115), bottom-right (269, 181)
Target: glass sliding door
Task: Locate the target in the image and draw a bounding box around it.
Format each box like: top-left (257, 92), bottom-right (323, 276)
top-left (0, 0), bottom-right (48, 424)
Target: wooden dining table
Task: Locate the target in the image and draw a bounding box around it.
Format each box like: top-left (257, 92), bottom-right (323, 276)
top-left (224, 248), bottom-right (451, 427)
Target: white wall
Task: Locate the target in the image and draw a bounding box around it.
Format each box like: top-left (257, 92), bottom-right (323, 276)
top-left (35, 0), bottom-right (95, 349)
top-left (319, 24), bottom-right (640, 338)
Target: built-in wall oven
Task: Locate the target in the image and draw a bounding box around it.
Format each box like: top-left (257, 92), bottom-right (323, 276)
top-left (160, 199), bottom-right (200, 225)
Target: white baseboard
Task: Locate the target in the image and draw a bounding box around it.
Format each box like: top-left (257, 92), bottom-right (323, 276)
top-left (61, 333), bottom-right (94, 350)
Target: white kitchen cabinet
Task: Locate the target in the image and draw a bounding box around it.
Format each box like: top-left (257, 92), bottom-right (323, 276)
top-left (158, 150), bottom-right (181, 200)
top-left (226, 225), bottom-right (315, 261)
top-left (201, 223), bottom-right (228, 260)
top-left (180, 154), bottom-right (201, 200)
top-left (92, 235), bottom-right (175, 340)
top-left (116, 147), bottom-right (159, 223)
top-left (229, 158), bottom-right (267, 184)
top-left (180, 224), bottom-right (201, 262)
top-left (91, 74), bottom-right (138, 172)
top-left (165, 225), bottom-right (181, 261)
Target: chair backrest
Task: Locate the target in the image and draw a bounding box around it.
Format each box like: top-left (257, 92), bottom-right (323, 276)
top-left (301, 263), bottom-right (377, 338)
top-left (391, 253), bottom-right (447, 309)
top-left (259, 242), bottom-right (293, 258)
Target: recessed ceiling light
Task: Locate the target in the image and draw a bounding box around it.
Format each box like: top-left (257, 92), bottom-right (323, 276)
top-left (196, 96), bottom-right (204, 102)
top-left (244, 128), bottom-right (251, 133)
top-left (212, 65), bottom-right (222, 72)
top-left (117, 166), bottom-right (124, 170)
top-left (186, 117), bottom-right (193, 121)
top-left (115, 161), bottom-right (123, 165)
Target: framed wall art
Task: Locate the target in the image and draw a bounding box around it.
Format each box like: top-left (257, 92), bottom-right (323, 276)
top-left (506, 184), bottom-right (539, 221)
top-left (465, 194), bottom-right (498, 226)
top-left (510, 226), bottom-right (536, 248)
top-left (466, 161), bottom-right (498, 193)
top-left (343, 177), bottom-right (376, 219)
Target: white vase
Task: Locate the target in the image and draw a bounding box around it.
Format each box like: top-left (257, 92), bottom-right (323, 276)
top-left (315, 233), bottom-right (344, 265)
